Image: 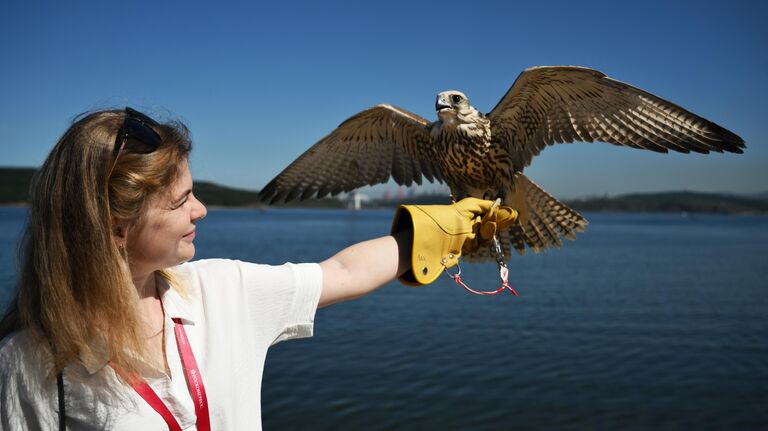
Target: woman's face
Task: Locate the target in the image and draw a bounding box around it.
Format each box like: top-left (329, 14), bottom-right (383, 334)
top-left (127, 161), bottom-right (207, 273)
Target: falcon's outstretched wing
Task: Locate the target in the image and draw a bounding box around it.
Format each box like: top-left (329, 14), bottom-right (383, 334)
top-left (488, 66), bottom-right (745, 170)
top-left (259, 104), bottom-right (443, 203)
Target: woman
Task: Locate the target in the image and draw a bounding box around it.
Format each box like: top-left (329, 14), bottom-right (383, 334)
top-left (0, 107), bottom-right (514, 430)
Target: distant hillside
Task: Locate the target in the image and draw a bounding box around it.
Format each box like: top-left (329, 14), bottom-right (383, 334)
top-left (193, 181), bottom-right (343, 208)
top-left (192, 181), bottom-right (261, 207)
top-left (1, 167), bottom-right (766, 213)
top-left (564, 191), bottom-right (768, 214)
top-left (0, 167), bottom-right (342, 208)
top-left (0, 167), bottom-right (36, 205)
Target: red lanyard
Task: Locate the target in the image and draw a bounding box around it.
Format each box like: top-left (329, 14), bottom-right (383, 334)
top-left (113, 318), bottom-right (210, 431)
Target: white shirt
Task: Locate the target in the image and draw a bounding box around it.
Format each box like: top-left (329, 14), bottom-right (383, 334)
top-left (0, 259), bottom-right (323, 430)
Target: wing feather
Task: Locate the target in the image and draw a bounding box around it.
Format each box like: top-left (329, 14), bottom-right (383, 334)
top-left (259, 104), bottom-right (441, 203)
top-left (488, 66), bottom-right (745, 168)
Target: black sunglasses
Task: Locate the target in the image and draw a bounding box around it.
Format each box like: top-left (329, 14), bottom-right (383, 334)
top-left (110, 107), bottom-right (163, 167)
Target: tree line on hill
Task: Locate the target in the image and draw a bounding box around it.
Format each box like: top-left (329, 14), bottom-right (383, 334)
top-left (1, 167), bottom-right (766, 213)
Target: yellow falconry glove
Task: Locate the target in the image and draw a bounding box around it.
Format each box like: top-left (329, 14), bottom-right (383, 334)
top-left (391, 197), bottom-right (518, 286)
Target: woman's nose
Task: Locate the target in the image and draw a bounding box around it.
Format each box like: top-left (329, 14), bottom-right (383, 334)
top-left (191, 193), bottom-right (207, 221)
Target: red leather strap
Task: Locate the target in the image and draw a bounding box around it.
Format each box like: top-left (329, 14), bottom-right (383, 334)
top-left (112, 318), bottom-right (210, 431)
top-left (129, 377), bottom-right (184, 431)
top-left (173, 318), bottom-right (211, 431)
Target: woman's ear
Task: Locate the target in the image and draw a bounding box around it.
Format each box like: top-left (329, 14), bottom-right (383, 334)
top-left (112, 220), bottom-right (128, 247)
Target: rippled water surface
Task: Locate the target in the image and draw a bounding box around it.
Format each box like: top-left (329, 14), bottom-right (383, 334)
top-left (1, 207), bottom-right (766, 430)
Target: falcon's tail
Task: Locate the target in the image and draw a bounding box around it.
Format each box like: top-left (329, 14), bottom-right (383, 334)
top-left (506, 173), bottom-right (588, 254)
top-left (463, 173), bottom-right (587, 262)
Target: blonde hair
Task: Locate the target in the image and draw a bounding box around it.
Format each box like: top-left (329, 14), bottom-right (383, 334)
top-left (0, 108), bottom-right (192, 378)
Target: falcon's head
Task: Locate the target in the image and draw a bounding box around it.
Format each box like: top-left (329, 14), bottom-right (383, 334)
top-left (435, 91), bottom-right (475, 122)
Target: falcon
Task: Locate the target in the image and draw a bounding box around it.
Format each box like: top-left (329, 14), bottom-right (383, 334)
top-left (259, 66), bottom-right (745, 259)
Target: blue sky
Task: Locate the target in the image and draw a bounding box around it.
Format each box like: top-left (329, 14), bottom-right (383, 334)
top-left (1, 0), bottom-right (766, 199)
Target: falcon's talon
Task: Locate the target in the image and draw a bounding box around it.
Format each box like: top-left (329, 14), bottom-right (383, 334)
top-left (491, 198), bottom-right (501, 210)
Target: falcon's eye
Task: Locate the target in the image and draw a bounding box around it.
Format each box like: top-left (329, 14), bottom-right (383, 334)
top-left (451, 95), bottom-right (462, 103)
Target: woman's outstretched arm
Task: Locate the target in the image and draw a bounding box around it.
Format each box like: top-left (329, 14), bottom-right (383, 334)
top-left (317, 197), bottom-right (518, 307)
top-left (318, 229), bottom-right (412, 308)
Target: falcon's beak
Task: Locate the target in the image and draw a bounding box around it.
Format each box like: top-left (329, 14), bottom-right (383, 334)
top-left (435, 97), bottom-right (451, 112)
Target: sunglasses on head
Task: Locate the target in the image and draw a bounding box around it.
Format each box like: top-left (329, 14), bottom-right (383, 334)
top-left (110, 107), bottom-right (163, 167)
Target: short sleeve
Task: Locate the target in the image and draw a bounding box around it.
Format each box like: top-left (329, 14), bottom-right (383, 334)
top-left (180, 259), bottom-right (323, 347)
top-left (239, 261), bottom-right (323, 345)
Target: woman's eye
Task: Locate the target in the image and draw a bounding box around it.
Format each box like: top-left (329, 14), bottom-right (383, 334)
top-left (171, 197), bottom-right (188, 209)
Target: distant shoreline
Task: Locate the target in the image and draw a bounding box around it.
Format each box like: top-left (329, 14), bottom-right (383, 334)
top-left (2, 167), bottom-right (766, 214)
top-left (3, 202), bottom-right (767, 216)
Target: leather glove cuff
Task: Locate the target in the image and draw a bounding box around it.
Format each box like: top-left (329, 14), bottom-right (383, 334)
top-left (391, 204), bottom-right (471, 286)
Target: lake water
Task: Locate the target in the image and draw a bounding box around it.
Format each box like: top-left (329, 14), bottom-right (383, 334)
top-left (1, 207), bottom-right (766, 430)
